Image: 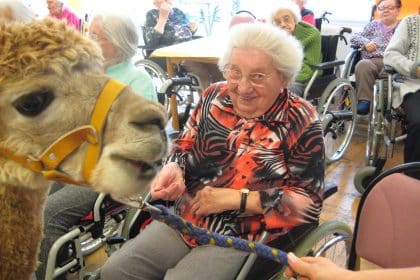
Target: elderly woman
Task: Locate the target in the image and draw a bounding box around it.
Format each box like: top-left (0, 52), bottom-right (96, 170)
top-left (350, 0), bottom-right (401, 115)
top-left (36, 14), bottom-right (156, 280)
top-left (89, 14), bottom-right (156, 101)
top-left (46, 0), bottom-right (80, 30)
top-left (271, 0), bottom-right (322, 96)
top-left (0, 0), bottom-right (34, 23)
top-left (101, 22), bottom-right (325, 280)
top-left (384, 15), bottom-right (420, 164)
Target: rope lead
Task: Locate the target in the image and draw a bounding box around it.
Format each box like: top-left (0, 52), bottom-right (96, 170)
top-left (150, 204), bottom-right (289, 265)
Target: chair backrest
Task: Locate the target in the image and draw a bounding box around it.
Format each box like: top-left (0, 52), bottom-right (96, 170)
top-left (321, 35), bottom-right (339, 66)
top-left (351, 172), bottom-right (420, 269)
top-left (229, 10), bottom-right (256, 28)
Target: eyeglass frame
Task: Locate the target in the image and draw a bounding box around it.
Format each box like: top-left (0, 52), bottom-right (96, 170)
top-left (272, 14), bottom-right (295, 27)
top-left (223, 66), bottom-right (274, 87)
top-left (377, 5), bottom-right (399, 12)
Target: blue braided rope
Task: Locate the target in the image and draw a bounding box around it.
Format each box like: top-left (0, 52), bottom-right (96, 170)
top-left (150, 204), bottom-right (288, 265)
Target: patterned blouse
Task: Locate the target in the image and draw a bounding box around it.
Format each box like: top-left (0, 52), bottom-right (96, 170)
top-left (145, 7), bottom-right (192, 49)
top-left (350, 20), bottom-right (399, 59)
top-left (166, 82), bottom-right (325, 243)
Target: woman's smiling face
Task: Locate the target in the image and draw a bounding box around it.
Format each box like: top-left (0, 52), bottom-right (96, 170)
top-left (225, 47), bottom-right (287, 119)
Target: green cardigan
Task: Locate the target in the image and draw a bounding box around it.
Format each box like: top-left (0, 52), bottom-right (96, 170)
top-left (293, 22), bottom-right (322, 83)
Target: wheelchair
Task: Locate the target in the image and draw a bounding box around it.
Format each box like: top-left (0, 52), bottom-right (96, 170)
top-left (348, 162), bottom-right (420, 270)
top-left (134, 25), bottom-right (204, 135)
top-left (302, 27), bottom-right (357, 163)
top-left (106, 183), bottom-right (352, 280)
top-left (353, 66), bottom-right (408, 193)
top-left (44, 193), bottom-right (129, 280)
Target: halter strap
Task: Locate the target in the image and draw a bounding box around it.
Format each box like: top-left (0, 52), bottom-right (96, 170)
top-left (83, 80), bottom-right (126, 182)
top-left (0, 79), bottom-right (126, 186)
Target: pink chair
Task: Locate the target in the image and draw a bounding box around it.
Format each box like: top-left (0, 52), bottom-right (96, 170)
top-left (348, 162), bottom-right (420, 270)
top-left (228, 10), bottom-right (256, 29)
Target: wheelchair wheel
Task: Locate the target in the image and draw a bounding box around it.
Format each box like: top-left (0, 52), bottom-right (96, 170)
top-left (134, 59), bottom-right (169, 109)
top-left (317, 78), bottom-right (357, 163)
top-left (353, 166), bottom-right (377, 194)
top-left (366, 80), bottom-right (386, 167)
top-left (274, 220), bottom-right (352, 280)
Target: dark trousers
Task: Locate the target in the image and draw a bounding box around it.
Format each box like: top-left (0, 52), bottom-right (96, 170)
top-left (402, 90), bottom-right (420, 163)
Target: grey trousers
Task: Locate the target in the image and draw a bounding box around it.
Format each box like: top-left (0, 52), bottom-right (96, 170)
top-left (355, 57), bottom-right (385, 101)
top-left (100, 220), bottom-right (249, 280)
top-left (35, 183), bottom-right (98, 280)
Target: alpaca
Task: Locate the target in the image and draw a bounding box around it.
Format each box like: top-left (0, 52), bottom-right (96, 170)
top-left (0, 19), bottom-right (167, 279)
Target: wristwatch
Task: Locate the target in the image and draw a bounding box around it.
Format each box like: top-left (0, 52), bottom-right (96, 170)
top-left (239, 188), bottom-right (250, 213)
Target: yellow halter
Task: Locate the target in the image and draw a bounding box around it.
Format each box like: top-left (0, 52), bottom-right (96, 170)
top-left (0, 79), bottom-right (126, 186)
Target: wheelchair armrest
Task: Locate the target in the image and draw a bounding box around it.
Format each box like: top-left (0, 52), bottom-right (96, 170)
top-left (323, 182), bottom-right (338, 200)
top-left (384, 64), bottom-right (397, 74)
top-left (313, 60), bottom-right (345, 70)
top-left (350, 45), bottom-right (361, 50)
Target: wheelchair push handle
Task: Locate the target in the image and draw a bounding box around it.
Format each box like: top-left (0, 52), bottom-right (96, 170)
top-left (338, 27), bottom-right (352, 46)
top-left (158, 77), bottom-right (193, 95)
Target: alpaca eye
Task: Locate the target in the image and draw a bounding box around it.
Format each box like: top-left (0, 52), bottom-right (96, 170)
top-left (13, 91), bottom-right (54, 117)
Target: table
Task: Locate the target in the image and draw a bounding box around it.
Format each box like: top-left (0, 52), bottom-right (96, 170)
top-left (150, 36), bottom-right (223, 131)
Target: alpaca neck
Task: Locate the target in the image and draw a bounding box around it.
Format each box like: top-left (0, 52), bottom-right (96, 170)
top-left (0, 183), bottom-right (48, 280)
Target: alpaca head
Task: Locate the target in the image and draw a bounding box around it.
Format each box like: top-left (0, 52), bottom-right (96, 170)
top-left (0, 19), bottom-right (168, 197)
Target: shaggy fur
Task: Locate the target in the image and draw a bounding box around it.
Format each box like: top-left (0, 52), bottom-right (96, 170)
top-left (0, 19), bottom-right (167, 279)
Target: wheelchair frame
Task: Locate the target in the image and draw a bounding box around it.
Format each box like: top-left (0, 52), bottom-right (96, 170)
top-left (135, 58), bottom-right (203, 137)
top-left (353, 67), bottom-right (407, 193)
top-left (303, 28), bottom-right (357, 164)
top-left (104, 184), bottom-right (352, 280)
top-left (44, 186), bottom-right (352, 280)
top-left (44, 193), bottom-right (128, 280)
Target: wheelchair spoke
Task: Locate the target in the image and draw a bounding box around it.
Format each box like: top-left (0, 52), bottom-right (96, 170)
top-left (319, 79), bottom-right (357, 163)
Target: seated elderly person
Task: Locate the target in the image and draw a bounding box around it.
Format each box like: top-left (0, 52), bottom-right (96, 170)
top-left (350, 0), bottom-right (401, 115)
top-left (384, 15), bottom-right (420, 164)
top-left (271, 0), bottom-right (322, 96)
top-left (100, 22), bottom-right (325, 280)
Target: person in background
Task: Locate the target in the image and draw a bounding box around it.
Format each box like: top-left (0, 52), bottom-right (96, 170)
top-left (35, 13), bottom-right (157, 280)
top-left (101, 22), bottom-right (325, 280)
top-left (144, 0), bottom-right (195, 54)
top-left (89, 14), bottom-right (156, 101)
top-left (284, 253), bottom-right (420, 280)
top-left (384, 15), bottom-right (420, 164)
top-left (293, 0), bottom-right (316, 26)
top-left (350, 0), bottom-right (401, 115)
top-left (46, 0), bottom-right (80, 30)
top-left (0, 0), bottom-right (34, 23)
top-left (271, 0), bottom-right (322, 96)
top-left (144, 0), bottom-right (222, 90)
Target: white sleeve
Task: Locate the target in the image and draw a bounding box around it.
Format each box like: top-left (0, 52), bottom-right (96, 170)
top-left (383, 18), bottom-right (414, 77)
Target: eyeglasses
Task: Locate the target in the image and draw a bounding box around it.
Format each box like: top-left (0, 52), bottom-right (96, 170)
top-left (223, 67), bottom-right (273, 87)
top-left (272, 15), bottom-right (294, 26)
top-left (377, 5), bottom-right (399, 11)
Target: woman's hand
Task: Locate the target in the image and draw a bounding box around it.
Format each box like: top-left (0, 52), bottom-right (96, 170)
top-left (189, 186), bottom-right (241, 216)
top-left (364, 41), bottom-right (377, 53)
top-left (154, 1), bottom-right (172, 33)
top-left (284, 253), bottom-right (353, 280)
top-left (150, 162), bottom-right (186, 201)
